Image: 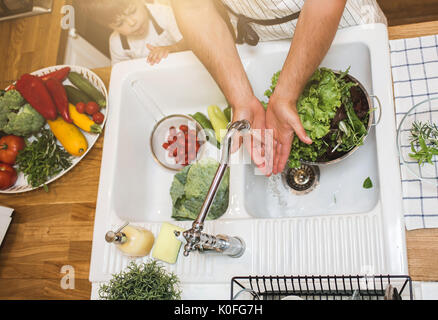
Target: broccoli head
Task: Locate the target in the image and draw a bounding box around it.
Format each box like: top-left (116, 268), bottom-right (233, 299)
top-left (0, 90), bottom-right (25, 111)
top-left (0, 90), bottom-right (45, 137)
top-left (2, 104), bottom-right (45, 137)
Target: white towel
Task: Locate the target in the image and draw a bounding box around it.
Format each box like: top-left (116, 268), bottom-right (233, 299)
top-left (390, 35), bottom-right (438, 230)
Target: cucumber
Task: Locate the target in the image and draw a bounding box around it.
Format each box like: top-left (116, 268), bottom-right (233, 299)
top-left (191, 112), bottom-right (213, 130)
top-left (68, 72), bottom-right (106, 108)
top-left (190, 112), bottom-right (219, 148)
top-left (223, 106), bottom-right (232, 122)
top-left (64, 85), bottom-right (92, 105)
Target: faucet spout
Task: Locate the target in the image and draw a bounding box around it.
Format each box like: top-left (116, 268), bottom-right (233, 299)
top-left (179, 120), bottom-right (250, 257)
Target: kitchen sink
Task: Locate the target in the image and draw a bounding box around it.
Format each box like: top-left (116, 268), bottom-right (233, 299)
top-left (90, 24), bottom-right (408, 299)
top-left (243, 41), bottom-right (380, 218)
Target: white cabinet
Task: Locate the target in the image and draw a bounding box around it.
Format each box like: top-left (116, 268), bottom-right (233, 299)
top-left (63, 28), bottom-right (111, 69)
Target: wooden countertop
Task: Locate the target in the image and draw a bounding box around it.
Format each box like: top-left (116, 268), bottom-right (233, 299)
top-left (0, 19), bottom-right (437, 299)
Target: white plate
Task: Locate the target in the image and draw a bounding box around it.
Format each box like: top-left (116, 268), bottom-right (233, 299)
top-left (1, 65), bottom-right (108, 194)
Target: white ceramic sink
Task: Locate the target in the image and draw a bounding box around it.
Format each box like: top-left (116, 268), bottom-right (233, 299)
top-left (244, 41), bottom-right (380, 218)
top-left (90, 24), bottom-right (408, 300)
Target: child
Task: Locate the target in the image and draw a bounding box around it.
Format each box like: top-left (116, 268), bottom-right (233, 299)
top-left (77, 0), bottom-right (187, 65)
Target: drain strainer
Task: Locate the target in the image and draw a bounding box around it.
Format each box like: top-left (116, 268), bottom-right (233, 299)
top-left (282, 165), bottom-right (320, 195)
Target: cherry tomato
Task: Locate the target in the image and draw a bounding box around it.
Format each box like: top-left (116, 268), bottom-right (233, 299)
top-left (0, 135), bottom-right (25, 165)
top-left (92, 112), bottom-right (105, 124)
top-left (76, 102), bottom-right (86, 114)
top-left (169, 126), bottom-right (176, 136)
top-left (0, 163), bottom-right (17, 190)
top-left (86, 101), bottom-right (100, 116)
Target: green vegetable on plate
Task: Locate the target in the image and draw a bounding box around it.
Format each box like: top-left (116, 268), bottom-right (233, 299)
top-left (64, 85), bottom-right (93, 106)
top-left (0, 90), bottom-right (45, 137)
top-left (68, 72), bottom-right (106, 108)
top-left (98, 260), bottom-right (181, 300)
top-left (15, 129), bottom-right (72, 191)
top-left (170, 158), bottom-right (229, 221)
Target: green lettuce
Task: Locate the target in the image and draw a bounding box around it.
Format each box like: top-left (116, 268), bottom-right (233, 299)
top-left (264, 67), bottom-right (362, 168)
top-left (170, 158), bottom-right (229, 221)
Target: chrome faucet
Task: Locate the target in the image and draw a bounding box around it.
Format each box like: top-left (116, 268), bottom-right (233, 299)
top-left (174, 120), bottom-right (251, 258)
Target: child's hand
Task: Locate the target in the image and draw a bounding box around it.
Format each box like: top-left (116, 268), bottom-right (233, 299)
top-left (146, 44), bottom-right (170, 65)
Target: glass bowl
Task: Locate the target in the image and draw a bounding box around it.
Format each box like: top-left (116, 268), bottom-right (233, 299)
top-left (396, 97), bottom-right (438, 186)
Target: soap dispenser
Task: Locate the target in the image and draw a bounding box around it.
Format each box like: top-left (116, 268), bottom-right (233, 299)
top-left (105, 223), bottom-right (155, 257)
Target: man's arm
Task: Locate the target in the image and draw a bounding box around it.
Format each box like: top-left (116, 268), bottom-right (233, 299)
top-left (171, 0), bottom-right (253, 108)
top-left (267, 0), bottom-right (347, 174)
top-left (172, 0), bottom-right (271, 174)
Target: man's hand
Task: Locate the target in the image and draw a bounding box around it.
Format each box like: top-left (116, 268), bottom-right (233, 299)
top-left (266, 96), bottom-right (312, 175)
top-left (265, 0), bottom-right (346, 175)
top-left (146, 44), bottom-right (170, 65)
top-left (232, 97), bottom-right (273, 176)
top-left (172, 0), bottom-right (274, 175)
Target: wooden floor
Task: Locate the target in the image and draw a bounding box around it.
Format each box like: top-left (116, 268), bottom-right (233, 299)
top-left (0, 2), bottom-right (437, 300)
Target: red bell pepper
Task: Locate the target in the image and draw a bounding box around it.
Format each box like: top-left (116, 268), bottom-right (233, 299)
top-left (45, 78), bottom-right (72, 123)
top-left (15, 73), bottom-right (58, 121)
top-left (39, 67), bottom-right (71, 82)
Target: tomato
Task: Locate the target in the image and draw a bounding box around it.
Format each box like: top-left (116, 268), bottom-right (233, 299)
top-left (86, 102), bottom-right (100, 116)
top-left (0, 135), bottom-right (25, 165)
top-left (0, 163), bottom-right (17, 190)
top-left (76, 102), bottom-right (86, 114)
top-left (164, 125), bottom-right (201, 166)
top-left (92, 112), bottom-right (105, 124)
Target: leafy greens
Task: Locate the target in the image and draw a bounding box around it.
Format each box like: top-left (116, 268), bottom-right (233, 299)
top-left (264, 67), bottom-right (368, 168)
top-left (15, 129), bottom-right (72, 191)
top-left (408, 121), bottom-right (438, 166)
top-left (170, 158), bottom-right (229, 221)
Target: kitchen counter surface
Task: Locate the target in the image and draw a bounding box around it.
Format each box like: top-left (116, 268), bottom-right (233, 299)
top-left (0, 20), bottom-right (437, 299)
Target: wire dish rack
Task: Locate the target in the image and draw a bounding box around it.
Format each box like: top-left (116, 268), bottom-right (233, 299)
top-left (231, 275), bottom-right (413, 300)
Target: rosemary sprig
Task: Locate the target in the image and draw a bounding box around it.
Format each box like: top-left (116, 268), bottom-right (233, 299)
top-left (408, 121), bottom-right (438, 166)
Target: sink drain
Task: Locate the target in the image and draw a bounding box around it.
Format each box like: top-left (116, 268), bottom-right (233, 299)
top-left (282, 164), bottom-right (320, 195)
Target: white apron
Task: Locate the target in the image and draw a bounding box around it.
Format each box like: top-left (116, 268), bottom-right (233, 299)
top-left (220, 0), bottom-right (387, 45)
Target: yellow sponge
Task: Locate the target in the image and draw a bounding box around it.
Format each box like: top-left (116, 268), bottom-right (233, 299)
top-left (152, 222), bottom-right (185, 264)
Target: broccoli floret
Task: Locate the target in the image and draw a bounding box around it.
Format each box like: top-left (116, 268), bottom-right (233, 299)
top-left (0, 90), bottom-right (26, 129)
top-left (0, 90), bottom-right (45, 137)
top-left (0, 90), bottom-right (25, 111)
top-left (2, 104), bottom-right (45, 137)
